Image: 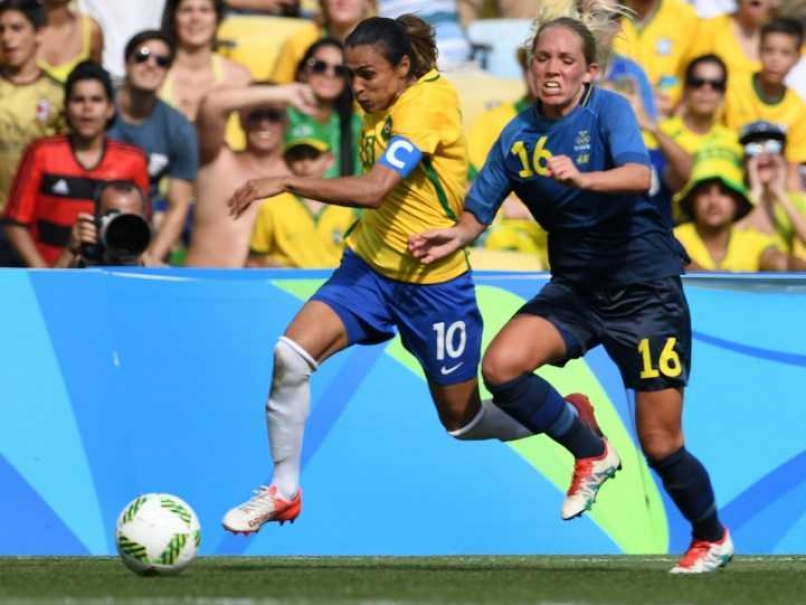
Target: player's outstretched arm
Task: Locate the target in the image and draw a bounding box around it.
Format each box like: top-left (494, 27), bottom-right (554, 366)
top-left (408, 211), bottom-right (487, 265)
top-left (228, 163), bottom-right (404, 219)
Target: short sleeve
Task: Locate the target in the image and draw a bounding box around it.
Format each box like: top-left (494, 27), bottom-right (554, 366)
top-left (250, 203), bottom-right (274, 254)
top-left (600, 93), bottom-right (651, 167)
top-left (169, 116), bottom-right (200, 182)
top-left (3, 143), bottom-right (44, 225)
top-left (391, 84), bottom-right (459, 155)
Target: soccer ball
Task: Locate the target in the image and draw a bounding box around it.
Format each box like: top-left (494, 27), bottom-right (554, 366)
top-left (115, 493), bottom-right (201, 576)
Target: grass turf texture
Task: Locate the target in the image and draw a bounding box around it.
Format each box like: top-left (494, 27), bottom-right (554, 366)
top-left (1, 556), bottom-right (804, 605)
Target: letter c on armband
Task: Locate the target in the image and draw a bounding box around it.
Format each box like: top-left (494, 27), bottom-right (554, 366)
top-left (379, 136), bottom-right (423, 177)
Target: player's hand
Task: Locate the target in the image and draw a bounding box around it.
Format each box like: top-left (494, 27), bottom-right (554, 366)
top-left (228, 177), bottom-right (286, 218)
top-left (408, 227), bottom-right (463, 265)
top-left (547, 155), bottom-right (586, 188)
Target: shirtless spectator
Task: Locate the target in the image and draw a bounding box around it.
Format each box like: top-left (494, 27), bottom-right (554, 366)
top-left (185, 82), bottom-right (315, 266)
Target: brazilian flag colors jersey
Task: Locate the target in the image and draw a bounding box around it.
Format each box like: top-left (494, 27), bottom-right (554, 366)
top-left (724, 73), bottom-right (806, 165)
top-left (466, 86), bottom-right (686, 288)
top-left (250, 192), bottom-right (357, 268)
top-left (674, 223), bottom-right (781, 272)
top-left (347, 69), bottom-right (469, 284)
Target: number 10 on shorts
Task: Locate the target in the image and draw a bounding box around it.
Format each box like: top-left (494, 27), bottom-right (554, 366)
top-left (433, 321), bottom-right (467, 361)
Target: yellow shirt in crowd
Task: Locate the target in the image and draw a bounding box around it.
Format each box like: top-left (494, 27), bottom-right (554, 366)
top-left (674, 223), bottom-right (782, 272)
top-left (250, 192), bottom-right (357, 268)
top-left (687, 14), bottom-right (760, 87)
top-left (348, 69), bottom-right (470, 284)
top-left (612, 0), bottom-right (700, 98)
top-left (0, 73), bottom-right (64, 213)
top-left (723, 73), bottom-right (806, 165)
top-left (467, 98), bottom-right (528, 174)
top-left (658, 115), bottom-right (740, 155)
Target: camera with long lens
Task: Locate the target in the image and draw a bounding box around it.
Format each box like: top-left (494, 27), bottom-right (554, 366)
top-left (81, 210), bottom-right (152, 265)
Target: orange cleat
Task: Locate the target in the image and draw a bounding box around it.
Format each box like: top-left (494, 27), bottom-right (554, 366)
top-left (222, 485), bottom-right (302, 534)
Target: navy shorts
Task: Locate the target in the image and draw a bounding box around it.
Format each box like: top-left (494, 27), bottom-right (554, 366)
top-left (519, 276), bottom-right (691, 391)
top-left (311, 249), bottom-right (482, 386)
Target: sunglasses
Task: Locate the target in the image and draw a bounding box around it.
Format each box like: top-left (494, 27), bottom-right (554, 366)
top-left (686, 76), bottom-right (726, 92)
top-left (132, 47), bottom-right (171, 69)
top-left (744, 138), bottom-right (783, 157)
top-left (306, 58), bottom-right (349, 78)
top-left (247, 109), bottom-right (285, 123)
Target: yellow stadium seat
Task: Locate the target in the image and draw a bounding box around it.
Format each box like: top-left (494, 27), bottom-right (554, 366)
top-left (217, 16), bottom-right (313, 80)
top-left (445, 68), bottom-right (525, 136)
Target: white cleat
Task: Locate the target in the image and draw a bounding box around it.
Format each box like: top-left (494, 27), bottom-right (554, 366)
top-left (561, 439), bottom-right (622, 520)
top-left (222, 485), bottom-right (302, 535)
top-left (670, 529), bottom-right (734, 574)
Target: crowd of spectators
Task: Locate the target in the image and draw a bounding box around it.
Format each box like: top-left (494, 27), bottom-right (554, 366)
top-left (1, 0), bottom-right (806, 272)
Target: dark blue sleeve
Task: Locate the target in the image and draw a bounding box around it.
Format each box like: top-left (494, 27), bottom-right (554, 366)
top-left (169, 115), bottom-right (199, 181)
top-left (464, 135), bottom-right (513, 225)
top-left (601, 92), bottom-right (651, 168)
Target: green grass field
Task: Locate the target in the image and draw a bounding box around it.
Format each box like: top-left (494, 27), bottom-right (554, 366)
top-left (1, 556), bottom-right (805, 605)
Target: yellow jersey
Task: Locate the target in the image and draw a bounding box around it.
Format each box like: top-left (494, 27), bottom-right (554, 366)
top-left (686, 14), bottom-right (759, 88)
top-left (674, 223), bottom-right (781, 271)
top-left (467, 98), bottom-right (528, 174)
top-left (723, 73), bottom-right (806, 165)
top-left (348, 69), bottom-right (470, 284)
top-left (658, 116), bottom-right (741, 155)
top-left (612, 0), bottom-right (700, 100)
top-left (250, 192), bottom-right (357, 268)
top-left (0, 73), bottom-right (64, 213)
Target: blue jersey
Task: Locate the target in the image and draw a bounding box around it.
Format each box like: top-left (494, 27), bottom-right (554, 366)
top-left (466, 86), bottom-right (686, 287)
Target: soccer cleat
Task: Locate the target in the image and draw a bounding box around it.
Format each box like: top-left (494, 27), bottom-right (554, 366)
top-left (561, 439), bottom-right (622, 520)
top-left (565, 393), bottom-right (604, 437)
top-left (670, 529), bottom-right (734, 574)
top-left (222, 485), bottom-right (302, 534)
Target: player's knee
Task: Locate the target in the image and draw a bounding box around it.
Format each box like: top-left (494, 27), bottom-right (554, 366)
top-left (481, 346), bottom-right (526, 386)
top-left (638, 429), bottom-right (684, 462)
top-left (271, 336), bottom-right (317, 390)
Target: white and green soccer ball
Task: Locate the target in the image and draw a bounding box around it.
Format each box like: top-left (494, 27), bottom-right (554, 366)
top-left (115, 493), bottom-right (201, 576)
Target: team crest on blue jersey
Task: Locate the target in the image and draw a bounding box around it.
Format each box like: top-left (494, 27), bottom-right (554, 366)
top-left (574, 130), bottom-right (591, 166)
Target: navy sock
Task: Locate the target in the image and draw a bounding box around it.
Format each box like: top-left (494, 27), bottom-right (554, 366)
top-left (649, 447), bottom-right (725, 542)
top-left (486, 373), bottom-right (603, 458)
top-left (547, 407), bottom-right (605, 459)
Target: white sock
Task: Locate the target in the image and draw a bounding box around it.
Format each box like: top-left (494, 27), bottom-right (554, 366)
top-left (449, 399), bottom-right (533, 441)
top-left (266, 336), bottom-right (317, 499)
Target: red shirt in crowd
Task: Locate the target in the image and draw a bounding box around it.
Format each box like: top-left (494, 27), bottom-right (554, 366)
top-left (3, 135), bottom-right (149, 266)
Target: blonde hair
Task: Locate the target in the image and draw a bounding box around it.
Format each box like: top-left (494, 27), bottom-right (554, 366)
top-left (525, 0), bottom-right (633, 67)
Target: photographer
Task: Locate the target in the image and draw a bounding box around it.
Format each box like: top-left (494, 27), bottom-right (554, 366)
top-left (55, 180), bottom-right (158, 268)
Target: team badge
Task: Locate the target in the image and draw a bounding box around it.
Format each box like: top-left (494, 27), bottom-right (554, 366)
top-left (36, 99), bottom-right (51, 122)
top-left (381, 116), bottom-right (393, 141)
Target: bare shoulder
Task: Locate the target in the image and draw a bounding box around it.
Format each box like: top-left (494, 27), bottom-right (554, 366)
top-left (221, 57), bottom-right (253, 87)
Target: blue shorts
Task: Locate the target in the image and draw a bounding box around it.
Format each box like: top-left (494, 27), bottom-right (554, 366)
top-left (311, 249), bottom-right (482, 386)
top-left (519, 276), bottom-right (691, 391)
